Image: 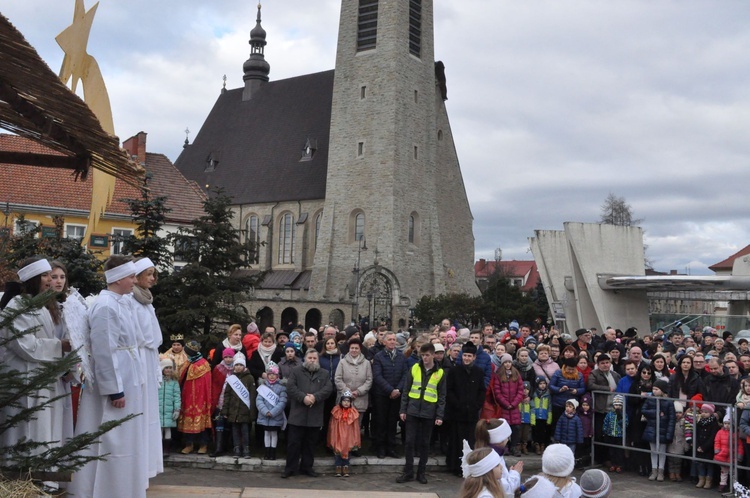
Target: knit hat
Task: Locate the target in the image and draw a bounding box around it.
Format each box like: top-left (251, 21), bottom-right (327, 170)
top-left (509, 320), bottom-right (520, 332)
top-left (222, 347), bottom-right (236, 358)
top-left (566, 399), bottom-right (579, 410)
top-left (525, 336), bottom-right (538, 345)
top-left (580, 468), bottom-right (612, 498)
top-left (520, 475), bottom-right (558, 498)
top-left (246, 322), bottom-right (259, 334)
top-left (724, 412), bottom-right (732, 423)
top-left (581, 392), bottom-right (592, 407)
top-left (674, 401), bottom-right (684, 413)
top-left (233, 352), bottom-right (246, 367)
top-left (701, 403), bottom-right (715, 414)
top-left (653, 378), bottom-right (670, 394)
top-left (433, 343), bottom-right (445, 353)
top-left (345, 325), bottom-right (359, 339)
top-left (266, 361), bottom-right (279, 375)
top-left (499, 353), bottom-right (513, 365)
top-left (613, 394), bottom-right (624, 406)
top-left (535, 376), bottom-right (548, 386)
top-left (523, 381), bottom-right (531, 392)
top-left (160, 358), bottom-right (174, 371)
top-left (284, 342), bottom-right (297, 352)
top-left (563, 357), bottom-right (578, 369)
top-left (542, 443), bottom-right (575, 477)
top-left (289, 331), bottom-right (302, 343)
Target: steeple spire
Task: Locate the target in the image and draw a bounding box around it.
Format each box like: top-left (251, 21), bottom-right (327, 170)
top-left (242, 3), bottom-right (270, 101)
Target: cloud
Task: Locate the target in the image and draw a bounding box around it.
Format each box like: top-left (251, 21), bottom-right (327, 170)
top-left (4, 0), bottom-right (750, 276)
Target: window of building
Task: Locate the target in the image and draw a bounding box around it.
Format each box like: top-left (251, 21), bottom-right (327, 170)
top-left (300, 138), bottom-right (317, 162)
top-left (361, 86), bottom-right (367, 99)
top-left (14, 219), bottom-right (39, 236)
top-left (246, 215), bottom-right (260, 263)
top-left (357, 0), bottom-right (378, 52)
top-left (413, 146), bottom-right (419, 160)
top-left (357, 141), bottom-right (364, 157)
top-left (409, 0), bottom-right (422, 57)
top-left (205, 152), bottom-right (220, 172)
top-left (408, 216), bottom-right (415, 243)
top-left (438, 129), bottom-right (443, 141)
top-left (314, 212), bottom-right (322, 250)
top-left (278, 213), bottom-right (295, 264)
top-left (354, 212), bottom-right (365, 241)
top-left (408, 211), bottom-right (420, 245)
top-left (173, 236), bottom-right (198, 263)
top-left (65, 224), bottom-right (86, 241)
top-left (414, 89), bottom-right (418, 103)
top-left (111, 228), bottom-right (133, 255)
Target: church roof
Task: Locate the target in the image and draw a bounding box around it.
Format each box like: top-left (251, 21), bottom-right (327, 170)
top-left (709, 244), bottom-right (750, 273)
top-left (175, 70), bottom-right (334, 205)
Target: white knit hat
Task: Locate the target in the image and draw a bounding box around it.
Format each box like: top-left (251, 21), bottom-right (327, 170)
top-left (580, 468), bottom-right (612, 498)
top-left (542, 443), bottom-right (575, 477)
top-left (566, 399), bottom-right (579, 410)
top-left (521, 475), bottom-right (559, 498)
top-left (233, 352), bottom-right (246, 367)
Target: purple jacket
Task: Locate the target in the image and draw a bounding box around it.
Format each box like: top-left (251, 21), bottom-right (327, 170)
top-left (492, 371), bottom-right (524, 425)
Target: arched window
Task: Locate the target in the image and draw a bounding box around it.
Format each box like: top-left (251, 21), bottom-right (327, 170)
top-left (246, 215), bottom-right (260, 263)
top-left (408, 211), bottom-right (420, 245)
top-left (278, 213), bottom-right (295, 264)
top-left (408, 215), bottom-right (415, 243)
top-left (315, 212), bottom-right (322, 249)
top-left (354, 212), bottom-right (365, 241)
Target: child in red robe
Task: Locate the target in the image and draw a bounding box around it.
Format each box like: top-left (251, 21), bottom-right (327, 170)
top-left (178, 340), bottom-right (213, 454)
top-left (328, 391), bottom-right (361, 477)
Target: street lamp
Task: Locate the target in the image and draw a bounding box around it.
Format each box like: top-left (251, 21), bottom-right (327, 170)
top-left (352, 236), bottom-right (367, 323)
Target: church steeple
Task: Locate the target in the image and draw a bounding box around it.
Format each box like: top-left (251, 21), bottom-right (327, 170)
top-left (242, 3), bottom-right (270, 101)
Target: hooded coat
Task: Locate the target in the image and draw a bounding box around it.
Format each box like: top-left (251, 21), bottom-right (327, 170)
top-left (334, 351), bottom-right (373, 412)
top-left (641, 396), bottom-right (676, 444)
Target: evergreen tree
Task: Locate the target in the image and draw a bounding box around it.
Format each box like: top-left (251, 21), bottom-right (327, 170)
top-left (156, 188), bottom-right (262, 344)
top-left (121, 173), bottom-right (173, 271)
top-left (479, 275), bottom-right (538, 326)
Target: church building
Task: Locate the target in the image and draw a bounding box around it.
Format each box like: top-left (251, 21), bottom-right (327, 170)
top-left (175, 0), bottom-right (477, 332)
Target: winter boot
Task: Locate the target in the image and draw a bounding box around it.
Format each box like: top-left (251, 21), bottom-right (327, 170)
top-left (209, 434), bottom-right (224, 457)
top-left (343, 465), bottom-right (350, 477)
top-left (695, 476), bottom-right (706, 488)
top-left (719, 484), bottom-right (728, 493)
top-left (270, 447), bottom-right (277, 460)
top-left (703, 477), bottom-right (713, 489)
top-left (335, 466), bottom-right (342, 477)
top-left (162, 440), bottom-right (171, 456)
top-left (233, 446), bottom-right (241, 457)
top-left (197, 444), bottom-right (209, 454)
top-left (181, 444), bottom-right (194, 454)
top-left (242, 446), bottom-right (250, 458)
top-left (534, 443), bottom-right (541, 455)
top-left (648, 469), bottom-right (658, 481)
top-left (656, 469), bottom-right (664, 482)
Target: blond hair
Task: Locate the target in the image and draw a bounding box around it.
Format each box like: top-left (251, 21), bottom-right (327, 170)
top-left (458, 447), bottom-right (506, 498)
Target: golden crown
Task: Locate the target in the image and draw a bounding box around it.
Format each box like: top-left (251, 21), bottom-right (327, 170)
top-left (170, 333), bottom-right (184, 341)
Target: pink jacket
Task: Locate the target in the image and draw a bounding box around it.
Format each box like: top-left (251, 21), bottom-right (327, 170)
top-left (492, 371), bottom-right (524, 425)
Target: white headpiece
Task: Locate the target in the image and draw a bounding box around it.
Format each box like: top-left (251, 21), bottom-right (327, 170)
top-left (460, 441), bottom-right (501, 478)
top-left (17, 259), bottom-right (52, 282)
top-left (133, 257), bottom-right (155, 275)
top-left (105, 261), bottom-right (136, 284)
top-left (488, 418), bottom-right (513, 444)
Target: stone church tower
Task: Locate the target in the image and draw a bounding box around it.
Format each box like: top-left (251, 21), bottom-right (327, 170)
top-left (309, 0), bottom-right (477, 327)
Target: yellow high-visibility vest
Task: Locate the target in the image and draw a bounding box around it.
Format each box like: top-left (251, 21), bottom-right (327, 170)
top-left (408, 363), bottom-right (444, 403)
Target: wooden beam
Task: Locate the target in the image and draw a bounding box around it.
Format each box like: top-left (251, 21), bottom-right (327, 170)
top-left (0, 151), bottom-right (89, 171)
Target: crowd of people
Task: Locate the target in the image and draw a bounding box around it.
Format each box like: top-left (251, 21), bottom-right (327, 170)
top-left (3, 254), bottom-right (750, 497)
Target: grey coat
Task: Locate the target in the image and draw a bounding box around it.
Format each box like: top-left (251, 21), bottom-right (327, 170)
top-left (286, 365), bottom-right (333, 427)
top-left (334, 352), bottom-right (373, 412)
top-left (588, 368), bottom-right (622, 413)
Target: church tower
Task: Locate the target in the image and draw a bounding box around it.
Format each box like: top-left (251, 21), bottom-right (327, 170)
top-left (309, 0), bottom-right (478, 327)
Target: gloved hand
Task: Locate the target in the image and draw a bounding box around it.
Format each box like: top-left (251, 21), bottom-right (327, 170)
top-left (172, 411), bottom-right (180, 421)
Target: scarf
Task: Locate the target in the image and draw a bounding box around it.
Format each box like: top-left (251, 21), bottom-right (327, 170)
top-left (222, 337), bottom-right (243, 352)
top-left (491, 353), bottom-right (503, 370)
top-left (132, 284), bottom-right (153, 305)
top-left (258, 342), bottom-right (276, 366)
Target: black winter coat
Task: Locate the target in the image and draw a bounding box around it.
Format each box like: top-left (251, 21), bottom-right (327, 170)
top-left (641, 396), bottom-right (675, 444)
top-left (444, 364), bottom-right (485, 422)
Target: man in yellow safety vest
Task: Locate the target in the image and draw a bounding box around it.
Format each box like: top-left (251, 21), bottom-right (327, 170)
top-left (396, 342), bottom-right (446, 485)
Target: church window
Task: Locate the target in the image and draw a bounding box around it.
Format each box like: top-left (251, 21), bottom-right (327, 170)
top-left (278, 213), bottom-right (295, 264)
top-left (300, 138), bottom-right (317, 162)
top-left (438, 129), bottom-right (443, 141)
top-left (408, 212), bottom-right (420, 245)
top-left (361, 86), bottom-right (367, 99)
top-left (409, 0), bottom-right (422, 58)
top-left (414, 146), bottom-right (419, 160)
top-left (314, 212), bottom-right (322, 249)
top-left (408, 216), bottom-right (415, 243)
top-left (246, 215), bottom-right (260, 263)
top-left (414, 90), bottom-right (418, 103)
top-left (354, 212), bottom-right (365, 241)
top-left (357, 0), bottom-right (378, 52)
top-left (205, 152), bottom-right (220, 172)
top-left (358, 141), bottom-right (364, 157)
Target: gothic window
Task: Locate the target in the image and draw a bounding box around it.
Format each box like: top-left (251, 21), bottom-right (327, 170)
top-left (357, 0), bottom-right (378, 52)
top-left (246, 215), bottom-right (260, 263)
top-left (354, 212), bottom-right (365, 241)
top-left (278, 213), bottom-right (295, 264)
top-left (314, 212), bottom-right (322, 249)
top-left (408, 211), bottom-right (420, 245)
top-left (408, 216), bottom-right (415, 243)
top-left (409, 0), bottom-right (422, 58)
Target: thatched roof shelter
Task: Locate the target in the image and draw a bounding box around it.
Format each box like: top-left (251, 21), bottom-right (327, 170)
top-left (0, 14), bottom-right (143, 184)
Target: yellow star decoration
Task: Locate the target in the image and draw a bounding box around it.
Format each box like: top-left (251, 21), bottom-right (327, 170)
top-left (55, 0), bottom-right (99, 93)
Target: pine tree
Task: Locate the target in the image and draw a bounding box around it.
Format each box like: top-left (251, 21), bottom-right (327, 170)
top-left (0, 292), bottom-right (135, 485)
top-left (156, 188), bottom-right (262, 344)
top-left (121, 173), bottom-right (173, 271)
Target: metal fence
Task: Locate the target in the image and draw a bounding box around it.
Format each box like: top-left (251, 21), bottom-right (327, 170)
top-left (590, 389), bottom-right (746, 494)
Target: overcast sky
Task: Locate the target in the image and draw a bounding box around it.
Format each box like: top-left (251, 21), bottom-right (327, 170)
top-left (4, 1), bottom-right (750, 275)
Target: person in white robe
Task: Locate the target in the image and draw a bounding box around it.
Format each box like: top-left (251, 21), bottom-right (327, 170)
top-left (0, 257), bottom-right (71, 488)
top-left (131, 257), bottom-right (164, 480)
top-left (68, 257), bottom-right (147, 498)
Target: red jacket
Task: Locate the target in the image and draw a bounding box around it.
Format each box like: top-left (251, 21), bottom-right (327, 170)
top-left (242, 333), bottom-right (260, 359)
top-left (714, 427), bottom-right (745, 463)
top-left (492, 370), bottom-right (525, 425)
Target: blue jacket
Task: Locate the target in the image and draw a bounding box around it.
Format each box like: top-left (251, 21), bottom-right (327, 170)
top-left (372, 348), bottom-right (408, 397)
top-left (554, 412), bottom-right (584, 445)
top-left (256, 380), bottom-right (287, 428)
top-left (548, 370), bottom-right (585, 408)
top-left (458, 348), bottom-right (492, 388)
top-left (641, 396), bottom-right (675, 444)
top-left (158, 378), bottom-right (181, 428)
top-left (532, 390), bottom-right (552, 424)
top-left (319, 350), bottom-right (341, 387)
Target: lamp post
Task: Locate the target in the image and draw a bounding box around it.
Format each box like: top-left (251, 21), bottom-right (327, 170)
top-left (352, 236), bottom-right (367, 323)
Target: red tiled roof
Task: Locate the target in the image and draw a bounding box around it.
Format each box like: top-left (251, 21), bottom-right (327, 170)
top-left (708, 244), bottom-right (750, 272)
top-left (0, 134), bottom-right (138, 215)
top-left (474, 259), bottom-right (540, 293)
top-left (0, 134), bottom-right (205, 223)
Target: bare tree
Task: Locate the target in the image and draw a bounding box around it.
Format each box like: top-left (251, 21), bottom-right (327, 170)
top-left (600, 193), bottom-right (643, 226)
